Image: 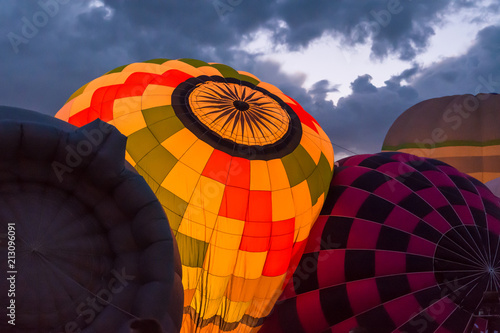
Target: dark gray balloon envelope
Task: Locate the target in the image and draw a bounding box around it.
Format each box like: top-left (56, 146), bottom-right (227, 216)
top-left (0, 106), bottom-right (183, 333)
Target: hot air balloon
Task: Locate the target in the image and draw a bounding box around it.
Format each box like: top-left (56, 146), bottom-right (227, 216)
top-left (55, 58), bottom-right (335, 332)
top-left (260, 152), bottom-right (500, 333)
top-left (0, 106), bottom-right (182, 333)
top-left (382, 93), bottom-right (500, 183)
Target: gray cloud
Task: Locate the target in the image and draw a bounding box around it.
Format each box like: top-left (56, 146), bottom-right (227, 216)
top-left (0, 1), bottom-right (499, 161)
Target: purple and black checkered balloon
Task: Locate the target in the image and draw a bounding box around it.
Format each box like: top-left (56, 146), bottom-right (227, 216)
top-left (261, 152), bottom-right (500, 333)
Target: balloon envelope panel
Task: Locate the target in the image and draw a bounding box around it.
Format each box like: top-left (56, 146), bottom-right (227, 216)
top-left (382, 93), bottom-right (500, 183)
top-left (0, 106), bottom-right (182, 333)
top-left (261, 152), bottom-right (500, 333)
top-left (55, 59), bottom-right (335, 332)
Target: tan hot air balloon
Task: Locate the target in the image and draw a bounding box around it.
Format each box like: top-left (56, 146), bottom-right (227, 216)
top-left (382, 93), bottom-right (500, 183)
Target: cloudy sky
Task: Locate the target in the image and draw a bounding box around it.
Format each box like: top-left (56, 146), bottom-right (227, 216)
top-left (1, 0), bottom-right (499, 159)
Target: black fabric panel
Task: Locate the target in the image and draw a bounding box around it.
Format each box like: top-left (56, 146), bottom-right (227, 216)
top-left (439, 186), bottom-right (466, 205)
top-left (406, 254), bottom-right (434, 273)
top-left (356, 195), bottom-right (395, 223)
top-left (321, 216), bottom-right (353, 250)
top-left (376, 226), bottom-right (411, 252)
top-left (398, 312), bottom-right (439, 333)
top-left (376, 275), bottom-right (411, 303)
top-left (319, 284), bottom-right (354, 326)
top-left (358, 155), bottom-right (394, 169)
top-left (274, 298), bottom-right (305, 333)
top-left (294, 252), bottom-right (319, 295)
top-left (398, 193), bottom-right (434, 219)
top-left (470, 206), bottom-right (487, 229)
top-left (396, 172), bottom-right (434, 192)
top-left (320, 184), bottom-right (345, 215)
top-left (436, 206), bottom-right (462, 227)
top-left (449, 174), bottom-right (478, 194)
top-left (441, 307), bottom-right (471, 332)
top-left (484, 198), bottom-right (500, 221)
top-left (345, 250), bottom-right (375, 281)
top-left (414, 286), bottom-right (442, 310)
top-left (413, 220), bottom-right (442, 243)
top-left (355, 305), bottom-right (396, 333)
top-left (405, 159), bottom-right (439, 172)
top-left (351, 170), bottom-right (390, 192)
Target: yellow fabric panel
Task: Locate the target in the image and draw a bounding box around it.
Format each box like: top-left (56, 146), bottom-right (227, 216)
top-left (191, 275), bottom-right (230, 318)
top-left (198, 65), bottom-right (225, 76)
top-left (294, 211), bottom-right (312, 242)
top-left (225, 276), bottom-right (260, 303)
top-left (113, 95), bottom-right (141, 115)
top-left (237, 70), bottom-right (260, 81)
top-left (161, 60), bottom-right (203, 77)
top-left (67, 91), bottom-right (93, 116)
top-left (180, 139), bottom-right (214, 174)
top-left (142, 84), bottom-right (176, 98)
top-left (245, 284), bottom-right (282, 319)
top-left (189, 176), bottom-right (225, 215)
top-left (203, 244), bottom-right (240, 276)
top-left (84, 71), bottom-right (130, 93)
top-left (256, 82), bottom-right (294, 104)
top-left (208, 226), bottom-right (243, 250)
top-left (183, 289), bottom-right (196, 308)
top-left (177, 206), bottom-right (217, 242)
top-left (141, 94), bottom-right (171, 110)
top-left (233, 251), bottom-right (267, 279)
top-left (124, 150), bottom-right (135, 167)
top-left (295, 194), bottom-right (325, 242)
top-left (394, 145), bottom-right (500, 158)
top-left (321, 136), bottom-right (335, 170)
top-left (215, 296), bottom-right (250, 323)
top-left (267, 159), bottom-right (291, 191)
top-left (477, 172), bottom-right (499, 182)
top-left (182, 265), bottom-right (203, 293)
top-left (112, 106), bottom-right (146, 136)
top-left (300, 132), bottom-right (322, 164)
top-left (249, 160), bottom-right (271, 191)
top-left (292, 180), bottom-right (312, 215)
top-left (215, 216), bottom-right (246, 236)
top-left (56, 99), bottom-right (72, 120)
top-left (120, 62), bottom-right (164, 75)
top-left (271, 188), bottom-right (295, 221)
top-left (162, 127), bottom-right (198, 160)
top-left (162, 161), bottom-right (201, 202)
top-left (252, 274), bottom-right (286, 301)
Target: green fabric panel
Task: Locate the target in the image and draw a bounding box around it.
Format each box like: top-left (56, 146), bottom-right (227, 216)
top-left (136, 146), bottom-right (177, 184)
top-left (148, 116), bottom-right (185, 143)
top-left (178, 58), bottom-right (210, 68)
top-left (382, 139), bottom-right (500, 151)
top-left (134, 165), bottom-right (160, 193)
top-left (66, 83), bottom-right (89, 103)
top-left (143, 58), bottom-right (170, 64)
top-left (126, 128), bottom-right (158, 162)
top-left (306, 155), bottom-right (331, 206)
top-left (239, 74), bottom-right (260, 86)
top-left (164, 207), bottom-right (183, 232)
top-left (175, 233), bottom-right (208, 268)
top-left (209, 63), bottom-right (241, 79)
top-left (293, 144), bottom-right (318, 178)
top-left (105, 64), bottom-right (127, 75)
top-left (156, 186), bottom-right (188, 226)
top-left (281, 152), bottom-right (306, 188)
top-left (142, 106), bottom-right (176, 126)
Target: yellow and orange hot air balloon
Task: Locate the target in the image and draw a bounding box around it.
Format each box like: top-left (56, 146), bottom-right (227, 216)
top-left (56, 58), bottom-right (334, 333)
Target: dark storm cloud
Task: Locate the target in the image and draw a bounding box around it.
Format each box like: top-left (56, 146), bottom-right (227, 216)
top-left (0, 1), bottom-right (498, 158)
